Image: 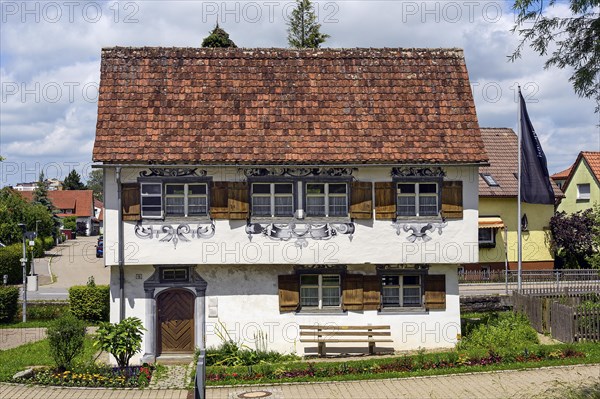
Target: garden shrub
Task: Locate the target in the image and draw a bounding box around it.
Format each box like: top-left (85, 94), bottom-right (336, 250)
top-left (0, 286), bottom-right (19, 323)
top-left (47, 314), bottom-right (86, 371)
top-left (27, 302), bottom-right (69, 320)
top-left (43, 236), bottom-right (55, 251)
top-left (69, 278), bottom-right (109, 322)
top-left (0, 244), bottom-right (27, 284)
top-left (94, 317), bottom-right (145, 368)
top-left (458, 312), bottom-right (538, 354)
top-left (62, 216), bottom-right (77, 232)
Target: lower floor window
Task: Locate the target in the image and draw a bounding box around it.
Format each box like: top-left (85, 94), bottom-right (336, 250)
top-left (300, 274), bottom-right (340, 308)
top-left (381, 275), bottom-right (422, 308)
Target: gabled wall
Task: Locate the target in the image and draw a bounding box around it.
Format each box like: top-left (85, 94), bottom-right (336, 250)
top-left (557, 159), bottom-right (600, 214)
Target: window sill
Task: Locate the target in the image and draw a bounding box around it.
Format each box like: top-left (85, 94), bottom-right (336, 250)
top-left (296, 308), bottom-right (346, 315)
top-left (394, 217), bottom-right (444, 223)
top-left (140, 217), bottom-right (212, 224)
top-left (378, 307), bottom-right (427, 315)
top-left (250, 217), bottom-right (351, 224)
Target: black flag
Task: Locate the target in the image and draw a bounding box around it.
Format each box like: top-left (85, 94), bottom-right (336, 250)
top-left (519, 91), bottom-right (555, 204)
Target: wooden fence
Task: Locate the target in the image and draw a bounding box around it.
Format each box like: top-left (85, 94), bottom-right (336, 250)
top-left (513, 291), bottom-right (600, 343)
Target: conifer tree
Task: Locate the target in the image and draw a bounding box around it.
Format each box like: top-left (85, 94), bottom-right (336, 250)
top-left (287, 0), bottom-right (329, 49)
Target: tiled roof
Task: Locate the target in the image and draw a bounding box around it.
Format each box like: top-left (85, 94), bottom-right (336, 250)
top-left (479, 128), bottom-right (562, 198)
top-left (551, 165), bottom-right (572, 180)
top-left (562, 151), bottom-right (600, 191)
top-left (19, 190), bottom-right (94, 217)
top-left (93, 47), bottom-right (486, 165)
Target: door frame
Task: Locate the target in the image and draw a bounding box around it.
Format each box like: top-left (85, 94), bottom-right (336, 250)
top-left (142, 265), bottom-right (207, 363)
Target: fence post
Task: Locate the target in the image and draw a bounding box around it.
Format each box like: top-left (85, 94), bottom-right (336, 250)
top-left (195, 349), bottom-right (206, 399)
top-left (556, 271), bottom-right (560, 291)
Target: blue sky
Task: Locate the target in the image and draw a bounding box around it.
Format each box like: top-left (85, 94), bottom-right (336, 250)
top-left (1, 0), bottom-right (599, 186)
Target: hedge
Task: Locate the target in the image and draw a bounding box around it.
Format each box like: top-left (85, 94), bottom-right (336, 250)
top-left (0, 286), bottom-right (19, 323)
top-left (69, 284), bottom-right (110, 322)
top-left (0, 244), bottom-right (29, 284)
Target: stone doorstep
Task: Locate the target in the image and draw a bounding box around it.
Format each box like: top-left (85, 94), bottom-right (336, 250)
top-left (156, 354), bottom-right (195, 365)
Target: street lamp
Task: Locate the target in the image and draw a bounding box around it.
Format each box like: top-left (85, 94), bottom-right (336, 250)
top-left (32, 220), bottom-right (40, 276)
top-left (18, 223), bottom-right (27, 323)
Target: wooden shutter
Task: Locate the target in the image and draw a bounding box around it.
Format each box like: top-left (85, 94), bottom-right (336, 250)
top-left (424, 274), bottom-right (446, 310)
top-left (374, 182), bottom-right (396, 220)
top-left (363, 275), bottom-right (381, 310)
top-left (210, 182), bottom-right (229, 219)
top-left (350, 182), bottom-right (373, 220)
top-left (342, 274), bottom-right (364, 311)
top-left (278, 274), bottom-right (299, 312)
top-left (228, 182), bottom-right (249, 220)
top-left (122, 183), bottom-right (140, 221)
top-left (441, 181), bottom-right (463, 220)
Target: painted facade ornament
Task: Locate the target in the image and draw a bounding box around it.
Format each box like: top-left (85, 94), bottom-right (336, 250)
top-left (134, 221), bottom-right (215, 248)
top-left (246, 219), bottom-right (355, 248)
top-left (139, 168), bottom-right (207, 177)
top-left (241, 167), bottom-right (355, 178)
top-left (392, 221), bottom-right (447, 243)
top-left (391, 167), bottom-right (446, 178)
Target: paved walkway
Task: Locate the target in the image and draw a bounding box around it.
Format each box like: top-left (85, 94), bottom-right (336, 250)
top-left (1, 364), bottom-right (598, 399)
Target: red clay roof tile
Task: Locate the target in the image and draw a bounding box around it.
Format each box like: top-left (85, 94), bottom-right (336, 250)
top-left (93, 47), bottom-right (486, 165)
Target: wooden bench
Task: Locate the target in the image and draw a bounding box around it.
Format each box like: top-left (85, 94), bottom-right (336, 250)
top-left (299, 325), bottom-right (392, 357)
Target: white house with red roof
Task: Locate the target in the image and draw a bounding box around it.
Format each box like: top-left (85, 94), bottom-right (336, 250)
top-left (93, 47), bottom-right (487, 363)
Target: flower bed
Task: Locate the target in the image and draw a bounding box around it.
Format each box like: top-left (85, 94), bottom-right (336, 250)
top-left (16, 365), bottom-right (153, 388)
top-left (205, 346), bottom-right (585, 385)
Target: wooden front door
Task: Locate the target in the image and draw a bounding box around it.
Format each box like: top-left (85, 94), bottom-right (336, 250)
top-left (157, 289), bottom-right (195, 354)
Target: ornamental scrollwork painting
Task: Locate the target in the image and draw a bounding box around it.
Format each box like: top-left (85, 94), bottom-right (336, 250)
top-left (240, 167), bottom-right (355, 178)
top-left (139, 168), bottom-right (207, 178)
top-left (134, 221), bottom-right (215, 249)
top-left (391, 167), bottom-right (445, 178)
top-left (246, 219), bottom-right (355, 248)
top-left (392, 221), bottom-right (447, 243)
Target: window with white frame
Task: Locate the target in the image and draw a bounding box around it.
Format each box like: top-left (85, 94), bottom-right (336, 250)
top-left (478, 228), bottom-right (495, 245)
top-left (396, 182), bottom-right (439, 217)
top-left (577, 183), bottom-right (591, 200)
top-left (381, 275), bottom-right (422, 308)
top-left (140, 182), bottom-right (163, 219)
top-left (165, 183), bottom-right (208, 217)
top-left (299, 274), bottom-right (341, 308)
top-left (251, 183), bottom-right (294, 217)
top-left (305, 183), bottom-right (348, 217)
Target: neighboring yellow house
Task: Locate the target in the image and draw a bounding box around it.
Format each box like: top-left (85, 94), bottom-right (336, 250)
top-left (462, 128), bottom-right (562, 274)
top-left (553, 152), bottom-right (600, 214)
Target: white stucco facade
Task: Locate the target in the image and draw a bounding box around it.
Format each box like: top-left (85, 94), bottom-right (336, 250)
top-left (103, 164), bottom-right (479, 363)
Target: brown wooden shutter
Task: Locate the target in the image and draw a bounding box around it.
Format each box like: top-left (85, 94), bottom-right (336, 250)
top-left (374, 182), bottom-right (396, 220)
top-left (424, 274), bottom-right (446, 310)
top-left (210, 182), bottom-right (229, 219)
top-left (363, 275), bottom-right (381, 310)
top-left (278, 274), bottom-right (299, 312)
top-left (342, 274), bottom-right (364, 311)
top-left (441, 181), bottom-right (463, 220)
top-left (122, 183), bottom-right (140, 221)
top-left (228, 182), bottom-right (249, 220)
top-left (350, 182), bottom-right (373, 220)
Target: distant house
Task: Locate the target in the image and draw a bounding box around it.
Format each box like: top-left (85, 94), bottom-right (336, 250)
top-left (19, 190), bottom-right (99, 236)
top-left (554, 152), bottom-right (600, 214)
top-left (462, 128), bottom-right (563, 274)
top-left (14, 178), bottom-right (63, 191)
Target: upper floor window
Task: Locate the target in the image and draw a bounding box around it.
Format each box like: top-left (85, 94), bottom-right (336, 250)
top-left (251, 183), bottom-right (294, 217)
top-left (577, 183), bottom-right (590, 200)
top-left (305, 183), bottom-right (348, 217)
top-left (299, 274), bottom-right (341, 309)
top-left (397, 182), bottom-right (439, 217)
top-left (478, 228), bottom-right (495, 245)
top-left (381, 275), bottom-right (422, 308)
top-left (141, 182), bottom-right (163, 219)
top-left (165, 183), bottom-right (208, 217)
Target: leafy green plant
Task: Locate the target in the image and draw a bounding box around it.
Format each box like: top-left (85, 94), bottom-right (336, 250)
top-left (94, 317), bottom-right (145, 368)
top-left (68, 280), bottom-right (109, 321)
top-left (26, 302), bottom-right (69, 320)
top-left (0, 244), bottom-right (27, 284)
top-left (62, 216), bottom-right (77, 231)
top-left (47, 314), bottom-right (86, 371)
top-left (0, 286), bottom-right (19, 323)
top-left (458, 312), bottom-right (539, 354)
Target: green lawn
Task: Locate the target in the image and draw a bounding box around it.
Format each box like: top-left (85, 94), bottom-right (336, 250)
top-left (0, 337), bottom-right (97, 381)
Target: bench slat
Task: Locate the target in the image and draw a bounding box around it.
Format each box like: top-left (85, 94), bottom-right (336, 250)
top-left (299, 325), bottom-right (390, 330)
top-left (300, 339), bottom-right (394, 343)
top-left (300, 331), bottom-right (391, 336)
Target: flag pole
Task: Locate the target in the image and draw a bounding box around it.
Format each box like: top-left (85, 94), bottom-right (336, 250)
top-left (517, 86), bottom-right (523, 292)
